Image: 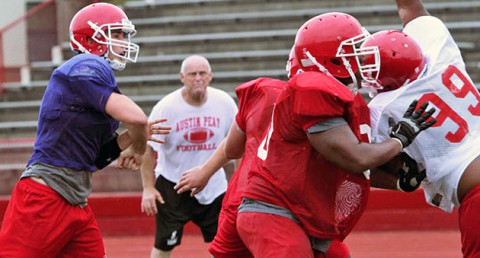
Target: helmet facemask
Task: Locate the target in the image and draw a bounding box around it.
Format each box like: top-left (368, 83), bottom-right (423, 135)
top-left (87, 19), bottom-right (139, 71)
top-left (359, 50), bottom-right (383, 98)
top-left (336, 27), bottom-right (380, 94)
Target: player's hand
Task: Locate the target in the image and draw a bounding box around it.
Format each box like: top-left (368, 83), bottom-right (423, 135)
top-left (389, 100), bottom-right (436, 148)
top-left (115, 146), bottom-right (143, 170)
top-left (174, 166), bottom-right (209, 197)
top-left (141, 186), bottom-right (164, 216)
top-left (397, 153), bottom-right (426, 192)
top-left (148, 118), bottom-right (171, 144)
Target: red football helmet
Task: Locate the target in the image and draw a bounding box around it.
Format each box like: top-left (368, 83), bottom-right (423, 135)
top-left (286, 45), bottom-right (303, 79)
top-left (69, 3), bottom-right (139, 70)
top-left (362, 30), bottom-right (426, 93)
top-left (294, 12), bottom-right (379, 86)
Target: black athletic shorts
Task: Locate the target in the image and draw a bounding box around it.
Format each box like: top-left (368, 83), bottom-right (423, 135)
top-left (154, 175), bottom-right (224, 251)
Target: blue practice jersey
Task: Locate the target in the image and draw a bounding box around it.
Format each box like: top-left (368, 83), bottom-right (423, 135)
top-left (28, 54), bottom-right (120, 172)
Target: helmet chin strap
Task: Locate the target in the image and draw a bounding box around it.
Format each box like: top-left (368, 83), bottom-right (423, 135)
top-left (105, 49), bottom-right (126, 71)
top-left (340, 56), bottom-right (359, 94)
top-left (306, 51), bottom-right (360, 94)
top-left (70, 36), bottom-right (89, 54)
top-left (305, 51), bottom-right (334, 79)
top-left (107, 57), bottom-right (126, 71)
top-left (362, 81), bottom-right (379, 98)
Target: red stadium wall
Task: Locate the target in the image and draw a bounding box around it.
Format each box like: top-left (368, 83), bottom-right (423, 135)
top-left (0, 188), bottom-right (458, 236)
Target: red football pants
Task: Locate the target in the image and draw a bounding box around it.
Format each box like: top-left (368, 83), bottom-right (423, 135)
top-left (459, 184), bottom-right (480, 258)
top-left (237, 212), bottom-right (314, 258)
top-left (324, 240), bottom-right (350, 258)
top-left (0, 178), bottom-right (105, 258)
top-left (208, 206), bottom-right (253, 258)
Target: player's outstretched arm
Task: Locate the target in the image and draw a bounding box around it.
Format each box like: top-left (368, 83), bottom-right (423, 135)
top-left (174, 140), bottom-right (229, 196)
top-left (106, 92), bottom-right (148, 167)
top-left (395, 0), bottom-right (430, 27)
top-left (95, 119), bottom-right (171, 170)
top-left (307, 124), bottom-right (403, 174)
top-left (174, 121), bottom-right (246, 196)
top-left (307, 100), bottom-right (435, 174)
top-left (371, 153), bottom-right (426, 192)
top-left (118, 118), bottom-right (171, 149)
top-left (115, 119), bottom-right (171, 170)
top-left (370, 167), bottom-right (399, 190)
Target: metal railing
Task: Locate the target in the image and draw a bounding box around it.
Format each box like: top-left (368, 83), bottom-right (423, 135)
top-left (0, 0), bottom-right (55, 94)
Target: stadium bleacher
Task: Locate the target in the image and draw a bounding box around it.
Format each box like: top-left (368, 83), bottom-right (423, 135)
top-left (0, 0), bottom-right (479, 139)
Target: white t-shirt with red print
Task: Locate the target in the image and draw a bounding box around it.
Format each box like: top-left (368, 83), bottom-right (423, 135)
top-left (149, 86), bottom-right (238, 204)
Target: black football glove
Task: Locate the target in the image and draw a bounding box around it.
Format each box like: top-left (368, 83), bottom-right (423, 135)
top-left (389, 100), bottom-right (436, 149)
top-left (397, 153), bottom-right (426, 192)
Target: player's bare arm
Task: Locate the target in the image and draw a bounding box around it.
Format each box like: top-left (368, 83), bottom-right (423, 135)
top-left (308, 124), bottom-right (402, 174)
top-left (396, 0), bottom-right (430, 26)
top-left (371, 153), bottom-right (426, 192)
top-left (175, 121), bottom-right (246, 196)
top-left (174, 140), bottom-right (231, 196)
top-left (106, 92), bottom-right (148, 167)
top-left (115, 119), bottom-right (171, 170)
top-left (175, 166), bottom-right (212, 196)
top-left (224, 121), bottom-right (247, 159)
top-left (308, 100), bottom-right (435, 174)
top-left (96, 107), bottom-right (168, 171)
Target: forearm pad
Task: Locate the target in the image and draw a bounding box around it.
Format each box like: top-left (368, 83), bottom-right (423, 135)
top-left (95, 134), bottom-right (121, 169)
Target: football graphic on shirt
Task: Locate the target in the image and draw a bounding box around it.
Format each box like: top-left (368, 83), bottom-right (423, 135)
top-left (183, 127), bottom-right (215, 143)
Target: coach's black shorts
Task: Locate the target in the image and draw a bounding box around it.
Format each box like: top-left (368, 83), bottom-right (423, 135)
top-left (154, 175), bottom-right (224, 251)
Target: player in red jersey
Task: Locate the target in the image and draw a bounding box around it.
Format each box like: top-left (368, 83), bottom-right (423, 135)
top-left (176, 49), bottom-right (352, 258)
top-left (175, 77), bottom-right (286, 258)
top-left (175, 46), bottom-right (354, 258)
top-left (174, 19), bottom-right (426, 258)
top-left (235, 12), bottom-right (436, 258)
top-left (174, 47), bottom-right (296, 257)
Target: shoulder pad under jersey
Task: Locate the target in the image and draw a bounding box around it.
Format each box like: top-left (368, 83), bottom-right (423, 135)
top-left (288, 72), bottom-right (355, 117)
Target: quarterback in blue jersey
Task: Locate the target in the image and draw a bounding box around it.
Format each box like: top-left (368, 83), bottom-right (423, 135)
top-left (0, 3), bottom-right (169, 257)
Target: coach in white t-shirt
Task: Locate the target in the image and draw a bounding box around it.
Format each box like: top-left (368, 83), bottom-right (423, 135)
top-left (140, 55), bottom-right (238, 258)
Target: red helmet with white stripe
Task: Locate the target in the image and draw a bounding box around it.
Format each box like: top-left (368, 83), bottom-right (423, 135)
top-left (286, 45), bottom-right (303, 79)
top-left (69, 3), bottom-right (139, 70)
top-left (294, 12), bottom-right (379, 86)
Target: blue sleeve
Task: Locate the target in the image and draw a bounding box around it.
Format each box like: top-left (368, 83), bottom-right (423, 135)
top-left (68, 58), bottom-right (119, 114)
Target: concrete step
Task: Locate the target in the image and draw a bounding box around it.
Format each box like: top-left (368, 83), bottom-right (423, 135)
top-left (123, 0), bottom-right (457, 19)
top-left (30, 49), bottom-right (289, 81)
top-left (128, 2), bottom-right (480, 36)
